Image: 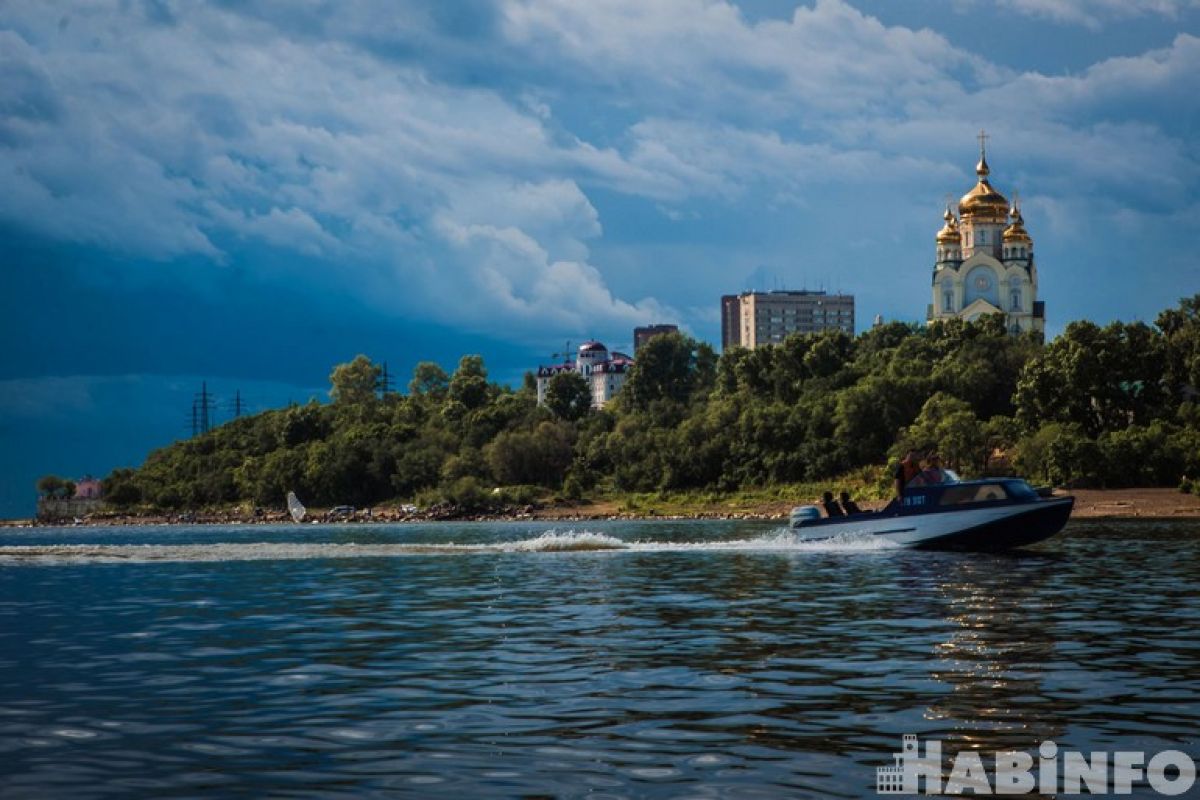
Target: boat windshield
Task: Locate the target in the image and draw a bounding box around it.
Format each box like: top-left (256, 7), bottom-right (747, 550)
top-left (937, 483), bottom-right (1010, 506)
top-left (1003, 480), bottom-right (1039, 501)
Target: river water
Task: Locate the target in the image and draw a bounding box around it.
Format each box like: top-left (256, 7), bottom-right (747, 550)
top-left (0, 519), bottom-right (1197, 798)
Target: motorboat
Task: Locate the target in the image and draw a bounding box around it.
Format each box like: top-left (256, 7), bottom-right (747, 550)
top-left (789, 478), bottom-right (1073, 551)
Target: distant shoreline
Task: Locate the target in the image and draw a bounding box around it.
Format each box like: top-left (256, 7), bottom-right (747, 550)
top-left (3, 488), bottom-right (1198, 528)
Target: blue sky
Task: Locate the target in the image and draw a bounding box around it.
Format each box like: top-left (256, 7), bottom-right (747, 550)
top-left (2, 0), bottom-right (1198, 517)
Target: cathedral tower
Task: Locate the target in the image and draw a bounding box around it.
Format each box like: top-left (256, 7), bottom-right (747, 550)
top-left (927, 132), bottom-right (1044, 336)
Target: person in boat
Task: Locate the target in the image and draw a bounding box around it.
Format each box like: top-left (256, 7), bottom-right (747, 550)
top-left (892, 448), bottom-right (923, 499)
top-left (839, 491), bottom-right (862, 515)
top-left (821, 491), bottom-right (845, 517)
top-left (908, 451), bottom-right (950, 487)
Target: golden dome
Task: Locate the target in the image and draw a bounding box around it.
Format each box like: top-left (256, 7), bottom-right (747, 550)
top-left (1003, 204), bottom-right (1032, 243)
top-left (936, 207), bottom-right (960, 244)
top-left (959, 179), bottom-right (1009, 223)
top-left (958, 136), bottom-right (1009, 223)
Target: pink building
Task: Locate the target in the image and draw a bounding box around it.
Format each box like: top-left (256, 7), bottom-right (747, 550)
top-left (75, 477), bottom-right (103, 499)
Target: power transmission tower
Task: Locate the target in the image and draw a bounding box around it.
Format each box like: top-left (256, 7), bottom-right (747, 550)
top-left (193, 382), bottom-right (216, 435)
top-left (378, 361), bottom-right (395, 398)
top-left (231, 390), bottom-right (246, 419)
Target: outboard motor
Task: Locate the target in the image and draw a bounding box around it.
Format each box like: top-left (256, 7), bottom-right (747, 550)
top-left (789, 505), bottom-right (822, 528)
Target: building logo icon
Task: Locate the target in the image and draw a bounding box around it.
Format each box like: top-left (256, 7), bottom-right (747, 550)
top-left (876, 734), bottom-right (942, 795)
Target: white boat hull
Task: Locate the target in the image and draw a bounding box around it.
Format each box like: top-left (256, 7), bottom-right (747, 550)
top-left (793, 496), bottom-right (1074, 551)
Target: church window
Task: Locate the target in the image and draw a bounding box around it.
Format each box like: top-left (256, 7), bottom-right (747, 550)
top-left (1011, 290), bottom-right (1020, 311)
top-left (979, 229), bottom-right (987, 244)
top-left (943, 291), bottom-right (953, 312)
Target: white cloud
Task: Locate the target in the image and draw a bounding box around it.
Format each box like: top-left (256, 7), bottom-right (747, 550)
top-left (0, 0), bottom-right (1195, 344)
top-left (992, 0), bottom-right (1198, 29)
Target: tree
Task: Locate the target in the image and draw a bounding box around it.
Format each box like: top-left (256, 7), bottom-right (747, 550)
top-left (1014, 321), bottom-right (1168, 436)
top-left (1157, 293), bottom-right (1200, 398)
top-left (102, 468), bottom-right (142, 506)
top-left (278, 401), bottom-right (329, 446)
top-left (894, 392), bottom-right (988, 475)
top-left (329, 355), bottom-right (382, 406)
top-left (485, 421), bottom-right (575, 487)
top-left (544, 372), bottom-right (591, 421)
top-left (449, 355), bottom-right (490, 410)
top-left (37, 475), bottom-right (63, 498)
top-left (36, 475), bottom-right (75, 499)
top-left (409, 361), bottom-right (450, 399)
top-left (622, 332), bottom-right (708, 410)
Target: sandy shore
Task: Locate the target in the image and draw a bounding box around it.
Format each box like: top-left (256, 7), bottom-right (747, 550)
top-left (4, 488), bottom-right (1199, 527)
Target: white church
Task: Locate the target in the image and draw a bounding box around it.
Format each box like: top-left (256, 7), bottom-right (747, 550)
top-left (928, 134), bottom-right (1044, 336)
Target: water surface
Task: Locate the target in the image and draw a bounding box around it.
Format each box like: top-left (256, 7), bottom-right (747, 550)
top-left (1, 519), bottom-right (1197, 797)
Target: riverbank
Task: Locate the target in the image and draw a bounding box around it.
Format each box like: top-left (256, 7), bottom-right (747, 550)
top-left (3, 487), bottom-right (1199, 527)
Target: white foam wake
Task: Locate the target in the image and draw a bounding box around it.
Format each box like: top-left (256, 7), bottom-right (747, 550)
top-left (0, 528), bottom-right (897, 564)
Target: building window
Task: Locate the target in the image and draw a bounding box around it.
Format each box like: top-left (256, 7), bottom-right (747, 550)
top-left (1011, 290), bottom-right (1020, 311)
top-left (943, 291), bottom-right (953, 312)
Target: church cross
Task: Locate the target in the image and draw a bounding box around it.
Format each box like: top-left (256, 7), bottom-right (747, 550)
top-left (977, 129), bottom-right (989, 158)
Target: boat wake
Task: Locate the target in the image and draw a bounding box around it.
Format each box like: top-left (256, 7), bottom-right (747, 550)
top-left (0, 529), bottom-right (898, 564)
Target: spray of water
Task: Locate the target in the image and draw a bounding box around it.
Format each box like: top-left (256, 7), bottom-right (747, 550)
top-left (0, 528), bottom-right (897, 564)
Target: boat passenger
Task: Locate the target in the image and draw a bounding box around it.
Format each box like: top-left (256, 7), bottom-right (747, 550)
top-left (893, 449), bottom-right (923, 499)
top-left (909, 452), bottom-right (950, 487)
top-left (839, 491), bottom-right (863, 515)
top-left (822, 491), bottom-right (845, 518)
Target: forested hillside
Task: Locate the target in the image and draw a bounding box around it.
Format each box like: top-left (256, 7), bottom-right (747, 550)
top-left (94, 295), bottom-right (1200, 511)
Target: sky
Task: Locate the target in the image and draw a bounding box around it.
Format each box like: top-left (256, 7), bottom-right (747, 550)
top-left (2, 0), bottom-right (1198, 518)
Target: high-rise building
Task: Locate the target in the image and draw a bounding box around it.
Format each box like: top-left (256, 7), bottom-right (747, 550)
top-left (721, 290), bottom-right (855, 350)
top-left (721, 295), bottom-right (742, 352)
top-left (633, 324), bottom-right (678, 352)
top-left (927, 133), bottom-right (1044, 336)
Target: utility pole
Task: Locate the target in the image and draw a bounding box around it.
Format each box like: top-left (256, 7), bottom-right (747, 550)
top-left (232, 390), bottom-right (245, 419)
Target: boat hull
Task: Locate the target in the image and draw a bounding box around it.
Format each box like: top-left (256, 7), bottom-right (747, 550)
top-left (794, 496), bottom-right (1074, 552)
top-left (907, 497), bottom-right (1074, 551)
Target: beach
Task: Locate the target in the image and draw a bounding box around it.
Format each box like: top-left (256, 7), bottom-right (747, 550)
top-left (5, 487), bottom-right (1199, 527)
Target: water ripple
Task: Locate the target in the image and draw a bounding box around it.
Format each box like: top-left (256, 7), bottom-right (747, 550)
top-left (0, 519), bottom-right (1197, 797)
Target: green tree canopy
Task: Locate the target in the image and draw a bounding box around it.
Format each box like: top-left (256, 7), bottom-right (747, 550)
top-left (36, 475), bottom-right (76, 499)
top-left (622, 333), bottom-right (714, 411)
top-left (1014, 321), bottom-right (1168, 436)
top-left (409, 361), bottom-right (450, 398)
top-left (329, 355), bottom-right (383, 406)
top-left (544, 371), bottom-right (592, 421)
top-left (1157, 293), bottom-right (1200, 397)
top-left (449, 355), bottom-right (491, 410)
